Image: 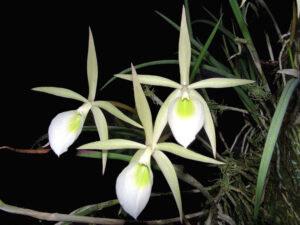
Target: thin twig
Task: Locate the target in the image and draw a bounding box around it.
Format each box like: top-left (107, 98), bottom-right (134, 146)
top-left (230, 123), bottom-right (250, 152)
top-left (0, 146), bottom-right (50, 154)
top-left (174, 166), bottom-right (218, 225)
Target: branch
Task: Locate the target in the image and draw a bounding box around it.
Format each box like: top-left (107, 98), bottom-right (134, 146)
top-left (0, 200), bottom-right (207, 225)
top-left (0, 201), bottom-right (124, 225)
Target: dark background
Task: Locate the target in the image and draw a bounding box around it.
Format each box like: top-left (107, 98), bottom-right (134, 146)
top-left (0, 0), bottom-right (292, 224)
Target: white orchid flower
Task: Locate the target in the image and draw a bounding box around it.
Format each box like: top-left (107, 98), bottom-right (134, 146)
top-left (116, 149), bottom-right (153, 219)
top-left (115, 6), bottom-right (255, 157)
top-left (32, 28), bottom-right (141, 170)
top-left (78, 64), bottom-right (224, 220)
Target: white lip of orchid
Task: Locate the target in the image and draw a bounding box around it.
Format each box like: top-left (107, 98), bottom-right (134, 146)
top-left (49, 110), bottom-right (85, 156)
top-left (116, 157), bottom-right (153, 219)
top-left (49, 102), bottom-right (92, 157)
top-left (168, 96), bottom-right (205, 148)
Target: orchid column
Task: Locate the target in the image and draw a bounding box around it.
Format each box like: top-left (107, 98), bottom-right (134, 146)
top-left (115, 6), bottom-right (254, 158)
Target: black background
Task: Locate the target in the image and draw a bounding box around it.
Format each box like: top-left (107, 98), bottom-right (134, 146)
top-left (0, 0), bottom-right (293, 224)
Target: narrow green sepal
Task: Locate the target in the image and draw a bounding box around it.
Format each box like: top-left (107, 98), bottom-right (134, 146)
top-left (32, 87), bottom-right (87, 102)
top-left (131, 64), bottom-right (154, 145)
top-left (115, 74), bottom-right (181, 89)
top-left (190, 89), bottom-right (216, 158)
top-left (189, 78), bottom-right (255, 89)
top-left (93, 101), bottom-right (142, 129)
top-left (87, 27), bottom-right (98, 102)
top-left (156, 142), bottom-right (224, 165)
top-left (91, 106), bottom-right (108, 174)
top-left (179, 5), bottom-right (191, 85)
top-left (153, 150), bottom-right (183, 221)
top-left (153, 89), bottom-right (181, 144)
top-left (77, 139), bottom-right (146, 150)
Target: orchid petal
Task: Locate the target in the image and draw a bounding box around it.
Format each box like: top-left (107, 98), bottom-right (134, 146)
top-left (189, 78), bottom-right (254, 89)
top-left (168, 96), bottom-right (205, 148)
top-left (91, 106), bottom-right (108, 174)
top-left (115, 74), bottom-right (181, 89)
top-left (152, 150), bottom-right (183, 221)
top-left (152, 89), bottom-right (181, 145)
top-left (77, 139), bottom-right (146, 150)
top-left (93, 101), bottom-right (142, 128)
top-left (190, 89), bottom-right (216, 157)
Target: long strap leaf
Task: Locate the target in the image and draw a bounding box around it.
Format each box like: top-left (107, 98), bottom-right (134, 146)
top-left (190, 17), bottom-right (221, 83)
top-left (254, 78), bottom-right (299, 218)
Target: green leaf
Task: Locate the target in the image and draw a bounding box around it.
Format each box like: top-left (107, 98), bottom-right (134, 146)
top-left (179, 6), bottom-right (191, 85)
top-left (189, 78), bottom-right (254, 89)
top-left (193, 19), bottom-right (235, 42)
top-left (190, 17), bottom-right (222, 83)
top-left (229, 0), bottom-right (263, 75)
top-left (152, 150), bottom-right (183, 221)
top-left (91, 106), bottom-right (108, 174)
top-left (156, 142), bottom-right (224, 164)
top-left (77, 139), bottom-right (146, 150)
top-left (153, 89), bottom-right (181, 144)
top-left (93, 101), bottom-right (142, 128)
top-left (77, 150), bottom-right (132, 162)
top-left (32, 87), bottom-right (87, 102)
top-left (190, 89), bottom-right (216, 158)
top-left (254, 78), bottom-right (300, 218)
top-left (131, 64), bottom-right (153, 145)
top-left (87, 28), bottom-right (98, 102)
top-left (114, 74), bottom-right (181, 89)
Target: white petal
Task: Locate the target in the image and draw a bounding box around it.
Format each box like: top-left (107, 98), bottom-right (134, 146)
top-left (116, 163), bottom-right (153, 219)
top-left (168, 97), bottom-right (205, 148)
top-left (48, 110), bottom-right (84, 156)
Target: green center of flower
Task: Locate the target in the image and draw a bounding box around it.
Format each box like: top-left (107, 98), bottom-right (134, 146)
top-left (134, 164), bottom-right (151, 188)
top-left (176, 98), bottom-right (195, 118)
top-left (68, 113), bottom-right (82, 133)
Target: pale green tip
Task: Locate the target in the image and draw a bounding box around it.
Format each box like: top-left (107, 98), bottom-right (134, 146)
top-left (176, 98), bottom-right (195, 118)
top-left (68, 113), bottom-right (82, 133)
top-left (134, 164), bottom-right (151, 188)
